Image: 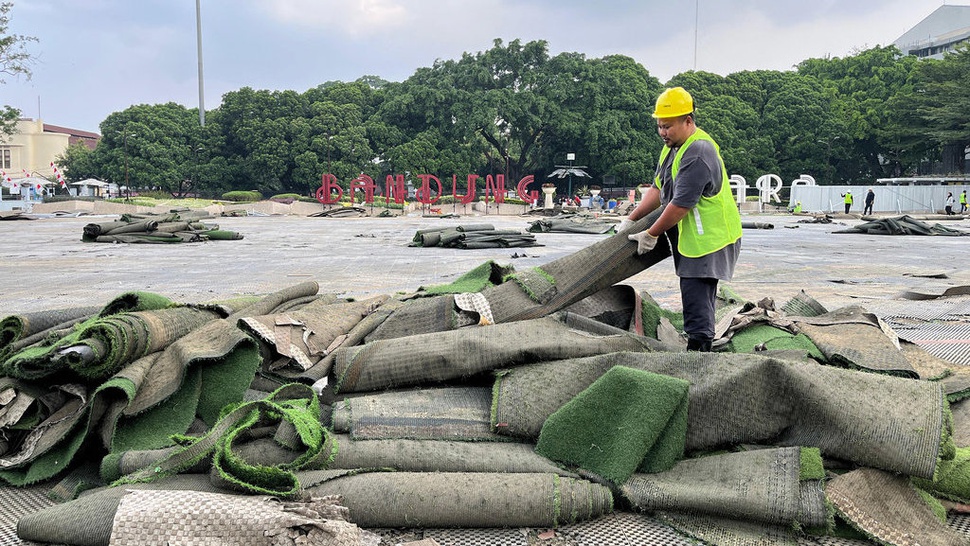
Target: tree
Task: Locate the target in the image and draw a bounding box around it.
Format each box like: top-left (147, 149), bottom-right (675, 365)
top-left (798, 45), bottom-right (920, 181)
top-left (0, 2), bottom-right (37, 140)
top-left (909, 42), bottom-right (970, 174)
top-left (55, 142), bottom-right (97, 181)
top-left (84, 103), bottom-right (204, 195)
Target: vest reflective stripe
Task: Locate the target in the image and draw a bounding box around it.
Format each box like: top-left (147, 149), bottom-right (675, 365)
top-left (654, 129), bottom-right (742, 258)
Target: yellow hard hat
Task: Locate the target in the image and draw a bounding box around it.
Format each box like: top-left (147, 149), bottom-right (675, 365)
top-left (653, 87), bottom-right (694, 118)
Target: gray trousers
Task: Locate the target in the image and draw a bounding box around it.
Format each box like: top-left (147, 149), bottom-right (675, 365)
top-left (680, 276), bottom-right (718, 350)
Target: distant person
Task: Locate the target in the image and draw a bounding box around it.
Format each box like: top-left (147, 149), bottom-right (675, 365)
top-left (945, 192), bottom-right (956, 215)
top-left (841, 191), bottom-right (853, 214)
top-left (864, 188), bottom-right (875, 215)
top-left (961, 190), bottom-right (968, 214)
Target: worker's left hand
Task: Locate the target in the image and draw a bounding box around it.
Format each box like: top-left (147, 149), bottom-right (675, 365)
top-left (616, 218), bottom-right (634, 232)
top-left (628, 230), bottom-right (659, 255)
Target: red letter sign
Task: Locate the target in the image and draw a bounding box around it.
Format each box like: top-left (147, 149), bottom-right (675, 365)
top-left (315, 173), bottom-right (343, 205)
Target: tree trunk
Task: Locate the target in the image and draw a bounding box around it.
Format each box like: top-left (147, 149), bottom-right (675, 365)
top-left (941, 143), bottom-right (967, 174)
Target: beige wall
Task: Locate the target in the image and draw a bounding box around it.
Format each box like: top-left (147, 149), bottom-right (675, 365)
top-left (1, 119), bottom-right (70, 176)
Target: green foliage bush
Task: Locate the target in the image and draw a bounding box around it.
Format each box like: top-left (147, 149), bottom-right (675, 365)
top-left (356, 196), bottom-right (405, 209)
top-left (270, 193), bottom-right (302, 200)
top-left (222, 190), bottom-right (262, 202)
top-left (43, 195), bottom-right (99, 203)
top-left (137, 190), bottom-right (172, 200)
top-left (107, 197), bottom-right (159, 207)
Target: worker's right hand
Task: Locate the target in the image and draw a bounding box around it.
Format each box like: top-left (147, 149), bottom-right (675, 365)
top-left (628, 230), bottom-right (659, 255)
top-left (616, 218), bottom-right (634, 233)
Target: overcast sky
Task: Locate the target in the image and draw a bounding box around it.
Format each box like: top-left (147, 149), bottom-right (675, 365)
top-left (1, 0), bottom-right (956, 134)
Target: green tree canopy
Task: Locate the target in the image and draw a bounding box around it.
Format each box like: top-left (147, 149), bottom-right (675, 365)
top-left (1, 1), bottom-right (36, 140)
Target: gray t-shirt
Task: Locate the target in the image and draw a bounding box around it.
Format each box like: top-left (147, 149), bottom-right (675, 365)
top-left (655, 139), bottom-right (740, 281)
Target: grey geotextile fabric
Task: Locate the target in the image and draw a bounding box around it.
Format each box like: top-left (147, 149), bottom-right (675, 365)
top-left (331, 312), bottom-right (656, 394)
top-left (332, 386), bottom-right (504, 441)
top-left (833, 215), bottom-right (970, 236)
top-left (827, 467), bottom-right (967, 546)
top-left (301, 470), bottom-right (613, 528)
top-left (239, 294), bottom-right (389, 373)
top-left (61, 306), bottom-right (224, 379)
top-left (561, 284), bottom-right (639, 332)
top-left (366, 208), bottom-right (669, 340)
top-left (0, 305), bottom-right (100, 355)
top-left (527, 214), bottom-right (616, 234)
top-left (109, 490), bottom-right (375, 545)
top-left (82, 211), bottom-right (243, 244)
top-left (221, 435), bottom-right (577, 477)
top-left (472, 209), bottom-right (668, 324)
top-left (621, 447), bottom-right (828, 531)
top-left (492, 351), bottom-right (949, 479)
top-left (410, 224), bottom-right (539, 248)
top-left (790, 305), bottom-right (917, 377)
top-left (363, 294), bottom-right (455, 342)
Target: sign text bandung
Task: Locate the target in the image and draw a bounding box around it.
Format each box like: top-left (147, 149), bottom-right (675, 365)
top-left (316, 173), bottom-right (539, 205)
top-left (317, 171), bottom-right (816, 207)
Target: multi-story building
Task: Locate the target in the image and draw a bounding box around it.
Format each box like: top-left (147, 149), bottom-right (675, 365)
top-left (894, 4), bottom-right (970, 59)
top-left (0, 118), bottom-right (99, 177)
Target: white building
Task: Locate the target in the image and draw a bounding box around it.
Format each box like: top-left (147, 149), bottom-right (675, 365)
top-left (0, 119), bottom-right (99, 183)
top-left (894, 5), bottom-right (970, 59)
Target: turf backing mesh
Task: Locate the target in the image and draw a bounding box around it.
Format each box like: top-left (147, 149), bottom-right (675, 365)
top-left (492, 352), bottom-right (948, 479)
top-left (301, 471), bottom-right (613, 528)
top-left (332, 313), bottom-right (655, 394)
top-left (332, 386), bottom-right (504, 441)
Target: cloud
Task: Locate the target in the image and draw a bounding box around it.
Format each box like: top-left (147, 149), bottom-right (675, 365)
top-left (250, 0), bottom-right (414, 36)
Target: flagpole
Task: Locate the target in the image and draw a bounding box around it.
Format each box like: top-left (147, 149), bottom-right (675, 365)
top-left (196, 0), bottom-right (206, 127)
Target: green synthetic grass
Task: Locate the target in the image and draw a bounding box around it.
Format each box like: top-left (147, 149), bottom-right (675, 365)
top-left (113, 384), bottom-right (326, 498)
top-left (99, 291), bottom-right (175, 317)
top-left (535, 365), bottom-right (689, 484)
top-left (639, 297), bottom-right (683, 339)
top-left (913, 446), bottom-right (970, 503)
top-left (419, 260), bottom-right (515, 295)
top-left (200, 229), bottom-right (244, 240)
top-left (727, 323), bottom-right (825, 360)
top-left (504, 267), bottom-right (556, 303)
top-left (800, 447), bottom-right (825, 480)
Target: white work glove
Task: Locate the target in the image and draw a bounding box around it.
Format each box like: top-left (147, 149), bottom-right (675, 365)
top-left (616, 218), bottom-right (634, 232)
top-left (628, 230), bottom-right (659, 255)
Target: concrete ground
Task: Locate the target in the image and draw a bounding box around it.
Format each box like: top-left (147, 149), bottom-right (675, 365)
top-left (1, 208), bottom-right (969, 317)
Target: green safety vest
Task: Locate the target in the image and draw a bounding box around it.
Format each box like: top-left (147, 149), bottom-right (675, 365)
top-left (654, 129), bottom-right (742, 258)
top-left (961, 193), bottom-right (967, 204)
top-left (844, 193), bottom-right (853, 204)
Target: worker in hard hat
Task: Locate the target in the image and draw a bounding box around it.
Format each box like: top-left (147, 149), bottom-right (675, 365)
top-left (841, 191), bottom-right (853, 214)
top-left (618, 87), bottom-right (742, 352)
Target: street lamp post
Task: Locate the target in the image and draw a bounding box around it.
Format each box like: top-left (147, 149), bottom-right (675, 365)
top-left (548, 153), bottom-right (590, 207)
top-left (566, 152), bottom-right (575, 198)
top-left (122, 131), bottom-right (135, 201)
top-left (194, 145), bottom-right (204, 193)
